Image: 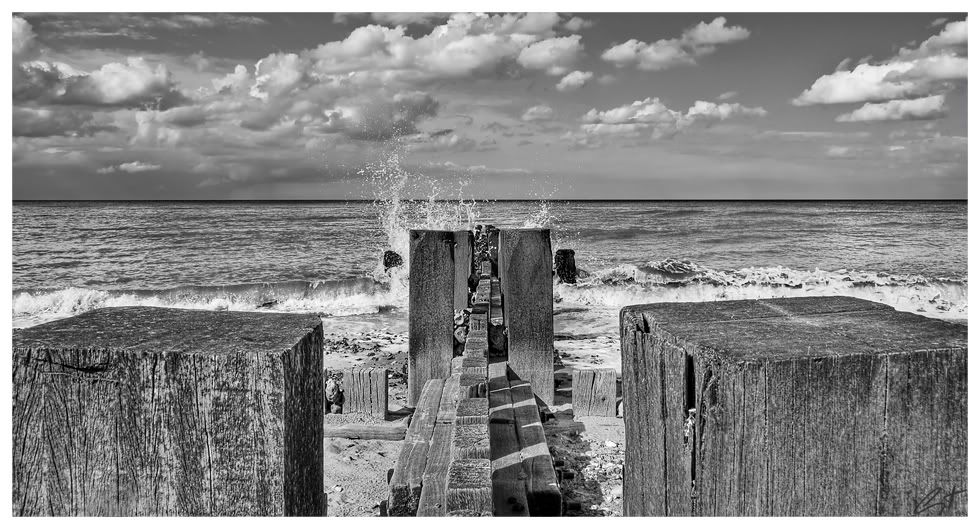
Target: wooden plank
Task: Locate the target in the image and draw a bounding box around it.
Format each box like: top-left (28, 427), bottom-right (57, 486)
top-left (453, 231), bottom-right (474, 311)
top-left (417, 423), bottom-right (454, 517)
top-left (344, 367), bottom-right (388, 418)
top-left (324, 416), bottom-right (408, 440)
top-left (572, 368), bottom-right (617, 417)
top-left (446, 459), bottom-right (493, 516)
top-left (389, 379), bottom-right (444, 516)
top-left (489, 278), bottom-right (503, 326)
top-left (409, 229), bottom-right (456, 406)
top-left (437, 374), bottom-right (462, 424)
top-left (499, 229), bottom-right (554, 405)
top-left (487, 365), bottom-right (530, 516)
top-left (509, 376), bottom-right (562, 516)
top-left (480, 260), bottom-right (492, 278)
top-left (11, 307), bottom-right (325, 516)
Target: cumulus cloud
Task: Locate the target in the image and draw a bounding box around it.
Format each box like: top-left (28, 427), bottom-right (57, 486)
top-left (835, 94), bottom-right (947, 122)
top-left (13, 16), bottom-right (38, 60)
top-left (521, 104), bottom-right (554, 122)
top-left (15, 56), bottom-right (188, 109)
top-left (601, 17), bottom-right (750, 71)
top-left (99, 161), bottom-right (161, 173)
top-left (576, 97), bottom-right (767, 142)
top-left (564, 16), bottom-right (594, 32)
top-left (717, 91), bottom-right (737, 100)
top-left (794, 18), bottom-right (967, 112)
top-left (517, 35), bottom-right (583, 75)
top-left (369, 13), bottom-right (448, 27)
top-left (556, 70), bottom-right (593, 92)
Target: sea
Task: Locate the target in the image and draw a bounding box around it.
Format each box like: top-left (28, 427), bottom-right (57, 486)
top-left (12, 199), bottom-right (967, 369)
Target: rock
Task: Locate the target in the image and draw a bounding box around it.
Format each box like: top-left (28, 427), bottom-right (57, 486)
top-left (604, 440), bottom-right (618, 448)
top-left (383, 250), bottom-right (404, 271)
top-left (330, 404), bottom-right (343, 414)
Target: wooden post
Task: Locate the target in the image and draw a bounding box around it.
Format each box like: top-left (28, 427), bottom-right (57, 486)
top-left (572, 368), bottom-right (617, 417)
top-left (620, 296), bottom-right (968, 516)
top-left (499, 228), bottom-right (555, 405)
top-left (409, 229), bottom-right (456, 406)
top-left (12, 307), bottom-right (324, 516)
top-left (343, 367), bottom-right (389, 419)
top-left (554, 249), bottom-right (577, 284)
top-left (453, 230), bottom-right (473, 311)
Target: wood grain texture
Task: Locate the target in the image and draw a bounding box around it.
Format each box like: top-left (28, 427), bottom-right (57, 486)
top-left (343, 367), bottom-right (388, 418)
top-left (409, 230), bottom-right (456, 406)
top-left (323, 418), bottom-right (407, 440)
top-left (417, 423), bottom-right (454, 517)
top-left (447, 459), bottom-right (493, 516)
top-left (389, 379), bottom-right (444, 516)
top-left (571, 368), bottom-right (617, 417)
top-left (453, 231), bottom-right (474, 312)
top-left (12, 307), bottom-right (324, 517)
top-left (620, 296), bottom-right (968, 517)
top-left (487, 363), bottom-right (530, 516)
top-left (499, 229), bottom-right (554, 405)
top-left (509, 375), bottom-right (562, 516)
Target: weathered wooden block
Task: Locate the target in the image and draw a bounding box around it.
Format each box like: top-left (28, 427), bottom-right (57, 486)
top-left (486, 365), bottom-right (529, 516)
top-left (390, 379), bottom-right (444, 516)
top-left (572, 368), bottom-right (617, 417)
top-left (437, 374), bottom-right (462, 424)
top-left (499, 228), bottom-right (554, 405)
top-left (409, 229), bottom-right (456, 406)
top-left (470, 313), bottom-right (487, 332)
top-left (12, 307), bottom-right (324, 516)
top-left (620, 296), bottom-right (968, 517)
top-left (452, 423), bottom-right (491, 460)
top-left (453, 230), bottom-right (474, 312)
top-left (456, 398), bottom-right (489, 427)
top-left (447, 459), bottom-right (493, 516)
top-left (343, 367), bottom-right (388, 418)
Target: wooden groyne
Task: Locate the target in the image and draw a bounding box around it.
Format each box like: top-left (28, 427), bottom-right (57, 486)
top-left (391, 227), bottom-right (561, 517)
top-left (12, 307), bottom-right (325, 516)
top-left (620, 296), bottom-right (968, 516)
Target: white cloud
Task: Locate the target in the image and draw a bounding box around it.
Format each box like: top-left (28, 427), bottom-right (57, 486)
top-left (13, 16), bottom-right (38, 60)
top-left (718, 91), bottom-right (737, 100)
top-left (792, 54), bottom-right (966, 105)
top-left (601, 17), bottom-right (750, 71)
top-left (99, 160), bottom-right (161, 173)
top-left (826, 145), bottom-right (853, 158)
top-left (686, 100), bottom-right (767, 120)
top-left (794, 19), bottom-right (967, 107)
top-left (369, 13), bottom-right (447, 27)
top-left (556, 70), bottom-right (593, 92)
top-left (517, 35), bottom-right (583, 75)
top-left (576, 97), bottom-right (767, 142)
top-left (564, 16), bottom-right (594, 32)
top-left (521, 104), bottom-right (554, 122)
top-left (835, 94), bottom-right (947, 122)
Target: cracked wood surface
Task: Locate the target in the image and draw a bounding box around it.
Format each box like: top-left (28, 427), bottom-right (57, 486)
top-left (620, 296), bottom-right (967, 516)
top-left (12, 307), bottom-right (324, 516)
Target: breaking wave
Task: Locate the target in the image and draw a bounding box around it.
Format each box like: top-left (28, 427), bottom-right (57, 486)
top-left (14, 258), bottom-right (967, 328)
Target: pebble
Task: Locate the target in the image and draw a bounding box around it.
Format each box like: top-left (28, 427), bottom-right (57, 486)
top-left (604, 440), bottom-right (618, 448)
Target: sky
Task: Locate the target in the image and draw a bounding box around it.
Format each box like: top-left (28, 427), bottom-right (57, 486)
top-left (10, 11), bottom-right (969, 199)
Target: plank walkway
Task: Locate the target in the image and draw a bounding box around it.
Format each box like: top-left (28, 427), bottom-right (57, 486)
top-left (392, 228), bottom-right (561, 516)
